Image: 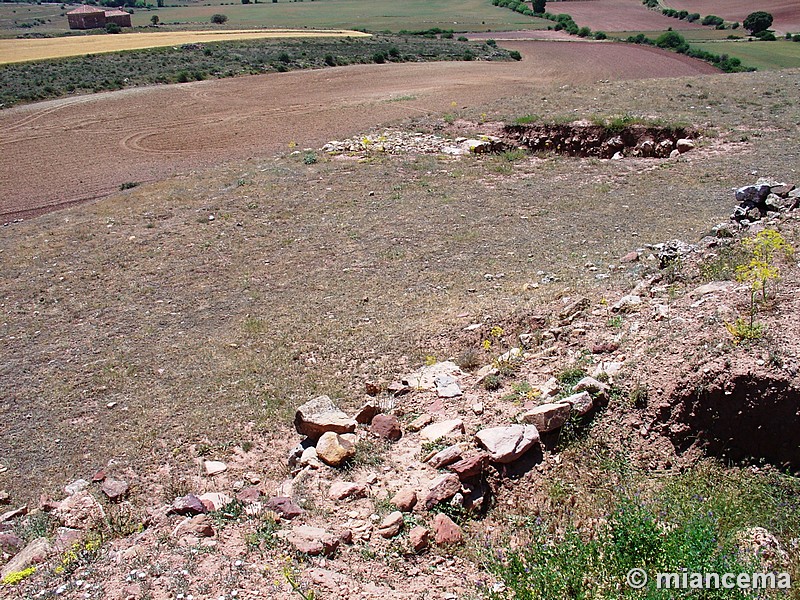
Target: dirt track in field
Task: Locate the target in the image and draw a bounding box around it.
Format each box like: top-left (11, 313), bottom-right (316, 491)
top-left (0, 41), bottom-right (718, 220)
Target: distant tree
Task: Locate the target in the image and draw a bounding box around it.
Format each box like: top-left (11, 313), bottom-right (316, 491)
top-left (210, 13), bottom-right (228, 24)
top-left (743, 11), bottom-right (773, 34)
top-left (105, 22), bottom-right (121, 33)
top-left (150, 14), bottom-right (158, 25)
top-left (532, 0), bottom-right (545, 13)
top-left (241, 0), bottom-right (250, 4)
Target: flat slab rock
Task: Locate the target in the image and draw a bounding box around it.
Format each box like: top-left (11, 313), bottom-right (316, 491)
top-left (401, 361), bottom-right (464, 391)
top-left (281, 525), bottom-right (340, 556)
top-left (475, 425), bottom-right (540, 463)
top-left (294, 395), bottom-right (357, 440)
top-left (419, 419), bottom-right (465, 442)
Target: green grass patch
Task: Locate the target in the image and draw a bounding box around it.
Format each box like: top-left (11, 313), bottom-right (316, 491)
top-left (691, 40), bottom-right (800, 71)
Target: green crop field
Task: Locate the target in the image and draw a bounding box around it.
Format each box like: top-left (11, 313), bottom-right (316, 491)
top-left (692, 40), bottom-right (800, 70)
top-left (0, 0), bottom-right (549, 37)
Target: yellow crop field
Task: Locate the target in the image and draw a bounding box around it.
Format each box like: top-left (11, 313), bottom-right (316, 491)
top-left (0, 29), bottom-right (371, 65)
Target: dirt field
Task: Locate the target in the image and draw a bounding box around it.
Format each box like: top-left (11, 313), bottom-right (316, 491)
top-left (0, 29), bottom-right (370, 65)
top-left (548, 0), bottom-right (704, 32)
top-left (664, 0), bottom-right (800, 34)
top-left (0, 40), bottom-right (717, 221)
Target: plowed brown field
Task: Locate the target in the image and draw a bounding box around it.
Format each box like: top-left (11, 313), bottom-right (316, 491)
top-left (552, 0), bottom-right (704, 32)
top-left (664, 0), bottom-right (800, 34)
top-left (0, 41), bottom-right (717, 220)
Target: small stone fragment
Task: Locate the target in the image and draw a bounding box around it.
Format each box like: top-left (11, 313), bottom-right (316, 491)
top-left (64, 479), bottom-right (90, 496)
top-left (475, 425), bottom-right (540, 464)
top-left (377, 511), bottom-right (404, 538)
top-left (424, 474), bottom-right (461, 510)
top-left (448, 453), bottom-right (489, 480)
top-left (53, 491), bottom-right (105, 530)
top-left (427, 445), bottom-right (463, 469)
top-left (328, 482), bottom-right (368, 501)
top-left (370, 414), bottom-right (402, 441)
top-left (518, 402), bottom-right (572, 433)
top-left (406, 414), bottom-right (433, 432)
top-left (419, 419), bottom-right (465, 442)
top-left (316, 432), bottom-right (357, 467)
top-left (561, 391), bottom-right (594, 415)
top-left (101, 478), bottom-right (129, 502)
top-left (175, 514), bottom-right (214, 538)
top-left (294, 395), bottom-right (357, 440)
top-left (171, 494), bottom-right (207, 516)
top-left (204, 461), bottom-right (227, 476)
top-left (433, 513), bottom-right (463, 545)
top-left (265, 496), bottom-right (303, 519)
top-left (354, 401), bottom-right (381, 424)
top-left (409, 526), bottom-right (430, 552)
top-left (391, 488), bottom-right (417, 512)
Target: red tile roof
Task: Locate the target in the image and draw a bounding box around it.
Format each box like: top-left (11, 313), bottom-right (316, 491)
top-left (67, 4), bottom-right (106, 14)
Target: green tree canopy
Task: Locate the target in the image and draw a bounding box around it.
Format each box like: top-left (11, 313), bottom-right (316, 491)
top-left (743, 11), bottom-right (773, 34)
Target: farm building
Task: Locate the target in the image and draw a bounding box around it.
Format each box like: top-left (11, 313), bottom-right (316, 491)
top-left (66, 5), bottom-right (132, 30)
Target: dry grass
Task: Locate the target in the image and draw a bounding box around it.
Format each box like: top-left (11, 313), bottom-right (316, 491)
top-left (1, 68), bottom-right (799, 502)
top-left (0, 29), bottom-right (370, 64)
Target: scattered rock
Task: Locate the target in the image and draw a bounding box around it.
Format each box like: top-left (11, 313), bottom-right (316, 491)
top-left (204, 461), bottom-right (227, 476)
top-left (427, 445), bottom-right (463, 469)
top-left (433, 513), bottom-right (463, 546)
top-left (52, 527), bottom-right (83, 553)
top-left (316, 432), bottom-right (357, 467)
top-left (620, 251), bottom-right (639, 263)
top-left (435, 374), bottom-right (462, 398)
top-left (101, 478), bottom-right (129, 502)
top-left (611, 294), bottom-right (642, 313)
top-left (377, 511), bottom-right (404, 538)
top-left (402, 361), bottom-right (464, 391)
top-left (364, 382), bottom-right (382, 397)
top-left (354, 401), bottom-right (382, 424)
top-left (328, 481), bottom-right (368, 501)
top-left (171, 494), bottom-right (207, 516)
top-left (0, 490), bottom-right (9, 505)
top-left (592, 342), bottom-right (619, 354)
top-left (573, 377), bottom-right (608, 395)
top-left (64, 479), bottom-right (90, 496)
top-left (0, 532), bottom-right (23, 555)
top-left (737, 527), bottom-right (789, 571)
top-left (690, 281), bottom-right (735, 298)
top-left (475, 425), bottom-right (540, 463)
top-left (174, 514), bottom-right (214, 538)
top-left (299, 446), bottom-right (323, 469)
top-left (676, 138), bottom-right (694, 153)
top-left (236, 487), bottom-right (262, 504)
top-left (409, 526), bottom-right (430, 552)
top-left (406, 414), bottom-right (433, 432)
top-left (518, 402), bottom-right (572, 433)
top-left (294, 395), bottom-right (357, 440)
top-left (0, 537), bottom-right (51, 580)
top-left (424, 474), bottom-right (461, 510)
top-left (391, 488), bottom-right (417, 512)
top-left (0, 506), bottom-right (27, 523)
top-left (561, 391), bottom-right (594, 415)
top-left (53, 491), bottom-right (105, 530)
top-left (448, 453), bottom-right (489, 480)
top-left (370, 414), bottom-right (402, 441)
top-left (283, 525), bottom-right (339, 556)
top-left (419, 419), bottom-right (465, 442)
top-left (265, 496), bottom-right (303, 519)
top-left (198, 492), bottom-right (232, 511)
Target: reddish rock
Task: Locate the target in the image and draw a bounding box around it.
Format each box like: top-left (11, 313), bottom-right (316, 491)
top-left (101, 478), bottom-right (129, 501)
top-left (427, 445), bottom-right (462, 469)
top-left (284, 525), bottom-right (339, 556)
top-left (370, 414), bottom-right (402, 441)
top-left (448, 453), bottom-right (489, 480)
top-left (391, 488), bottom-right (417, 512)
top-left (170, 494), bottom-right (207, 516)
top-left (424, 474), bottom-right (461, 510)
top-left (409, 526), bottom-right (430, 553)
top-left (294, 395), bottom-right (356, 440)
top-left (518, 402), bottom-right (572, 433)
top-left (236, 487), bottom-right (262, 504)
top-left (592, 342), bottom-right (620, 354)
top-left (620, 251), bottom-right (640, 263)
top-left (377, 511), bottom-right (404, 538)
top-left (90, 470), bottom-right (106, 483)
top-left (0, 537), bottom-right (51, 580)
top-left (433, 513), bottom-right (463, 546)
top-left (364, 382), bottom-right (382, 397)
top-left (53, 492), bottom-right (105, 530)
top-left (265, 497), bottom-right (303, 519)
top-left (175, 514), bottom-right (214, 538)
top-left (0, 532), bottom-right (23, 554)
top-left (328, 481), bottom-right (368, 501)
top-left (53, 527), bottom-right (83, 553)
top-left (355, 401), bottom-right (381, 424)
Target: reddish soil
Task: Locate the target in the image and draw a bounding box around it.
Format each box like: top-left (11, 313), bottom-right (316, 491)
top-left (664, 0), bottom-right (800, 34)
top-left (0, 40), bottom-right (717, 220)
top-left (554, 0), bottom-right (705, 32)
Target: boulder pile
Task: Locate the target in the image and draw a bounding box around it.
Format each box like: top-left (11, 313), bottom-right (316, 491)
top-left (731, 180), bottom-right (799, 226)
top-left (322, 130), bottom-right (504, 156)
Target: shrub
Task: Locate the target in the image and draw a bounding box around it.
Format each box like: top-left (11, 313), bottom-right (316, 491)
top-left (457, 36), bottom-right (468, 42)
top-left (701, 14), bottom-right (723, 27)
top-left (532, 0), bottom-right (545, 13)
top-left (463, 49), bottom-right (475, 61)
top-left (372, 51), bottom-right (386, 63)
top-left (655, 30), bottom-right (686, 50)
top-left (508, 49), bottom-right (521, 60)
top-left (323, 53), bottom-right (335, 66)
top-left (486, 38), bottom-right (497, 47)
top-left (743, 11), bottom-right (773, 34)
top-left (105, 22), bottom-right (121, 33)
top-left (577, 26), bottom-right (591, 37)
top-left (594, 31), bottom-right (607, 40)
top-left (753, 30), bottom-right (776, 41)
top-left (150, 14), bottom-right (158, 25)
top-left (210, 13), bottom-right (228, 24)
top-left (686, 13), bottom-right (699, 22)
